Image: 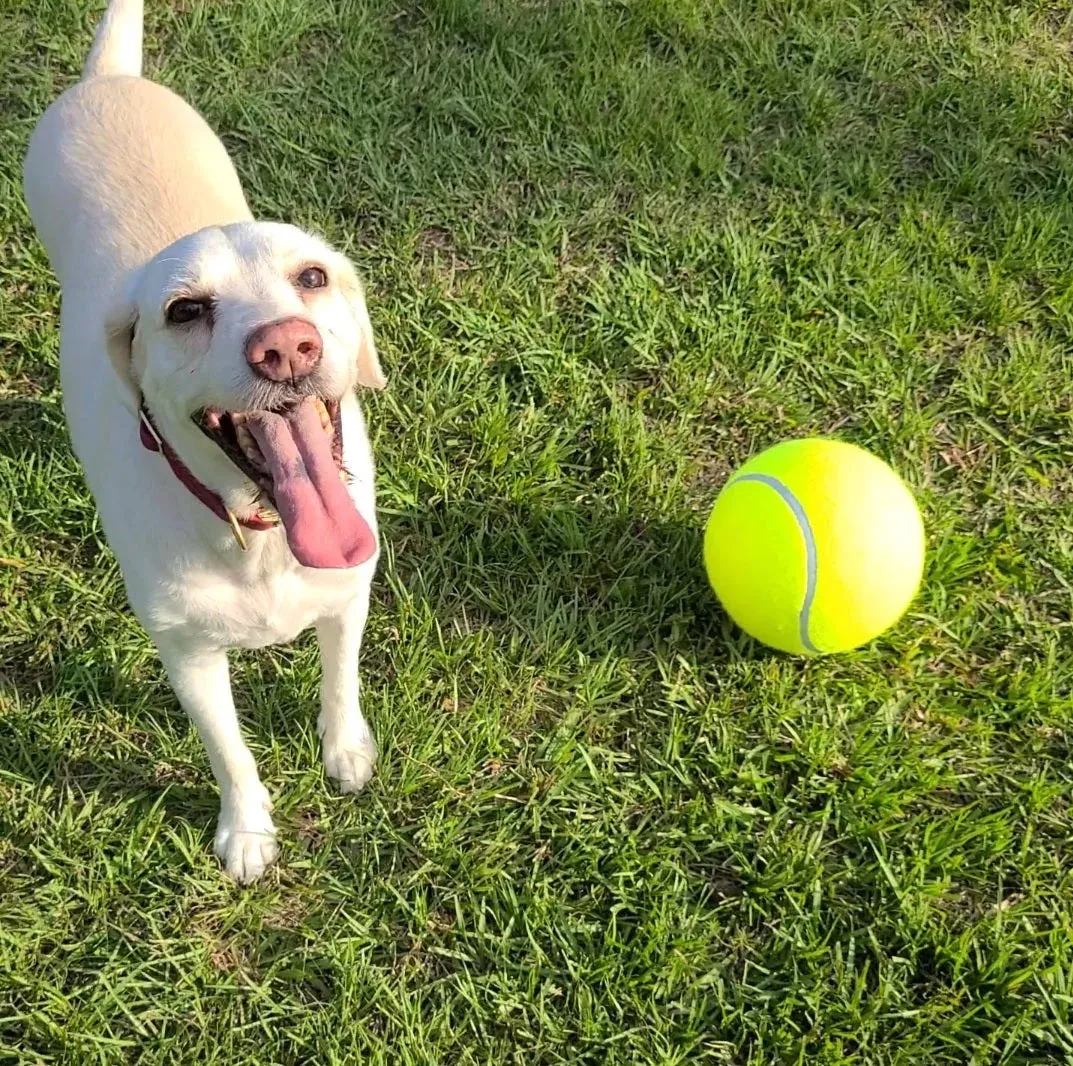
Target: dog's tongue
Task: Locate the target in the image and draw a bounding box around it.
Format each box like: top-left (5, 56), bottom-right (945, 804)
top-left (246, 399), bottom-right (375, 569)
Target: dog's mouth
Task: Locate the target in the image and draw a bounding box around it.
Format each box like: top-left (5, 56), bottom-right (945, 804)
top-left (199, 397), bottom-right (344, 498)
top-left (196, 395), bottom-right (376, 569)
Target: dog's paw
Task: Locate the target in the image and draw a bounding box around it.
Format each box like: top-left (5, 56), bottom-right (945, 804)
top-left (215, 786), bottom-right (278, 884)
top-left (322, 730), bottom-right (378, 794)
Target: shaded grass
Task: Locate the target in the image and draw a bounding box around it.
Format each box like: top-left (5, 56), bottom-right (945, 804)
top-left (2, 0), bottom-right (1073, 1063)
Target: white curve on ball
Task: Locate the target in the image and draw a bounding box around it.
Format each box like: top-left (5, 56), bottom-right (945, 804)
top-left (732, 473), bottom-right (820, 653)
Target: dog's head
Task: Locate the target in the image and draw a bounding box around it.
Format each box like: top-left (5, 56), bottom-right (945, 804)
top-left (105, 221), bottom-right (385, 568)
top-left (106, 221), bottom-right (384, 413)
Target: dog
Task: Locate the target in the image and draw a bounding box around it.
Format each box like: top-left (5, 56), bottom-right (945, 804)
top-left (22, 0), bottom-right (386, 882)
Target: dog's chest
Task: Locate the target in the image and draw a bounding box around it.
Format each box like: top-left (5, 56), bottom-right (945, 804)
top-left (168, 550), bottom-right (367, 650)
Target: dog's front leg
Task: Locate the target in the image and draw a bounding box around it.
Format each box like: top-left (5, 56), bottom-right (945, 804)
top-left (155, 637), bottom-right (279, 883)
top-left (316, 585), bottom-right (377, 794)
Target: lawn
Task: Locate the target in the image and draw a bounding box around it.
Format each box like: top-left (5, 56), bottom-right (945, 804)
top-left (2, 0), bottom-right (1073, 1062)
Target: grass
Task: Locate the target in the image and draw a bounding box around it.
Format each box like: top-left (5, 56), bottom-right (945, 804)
top-left (2, 0), bottom-right (1073, 1061)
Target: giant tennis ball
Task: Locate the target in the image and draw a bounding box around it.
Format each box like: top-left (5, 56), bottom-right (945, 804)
top-left (703, 439), bottom-right (925, 654)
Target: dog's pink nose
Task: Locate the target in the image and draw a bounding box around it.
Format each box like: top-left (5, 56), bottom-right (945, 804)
top-left (245, 318), bottom-right (322, 382)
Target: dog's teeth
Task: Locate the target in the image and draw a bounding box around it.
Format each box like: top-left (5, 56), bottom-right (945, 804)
top-left (235, 422), bottom-right (267, 471)
top-left (231, 411), bottom-right (247, 426)
top-left (314, 398), bottom-right (333, 435)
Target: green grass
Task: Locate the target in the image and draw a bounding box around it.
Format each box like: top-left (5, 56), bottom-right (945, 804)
top-left (2, 0), bottom-right (1073, 1061)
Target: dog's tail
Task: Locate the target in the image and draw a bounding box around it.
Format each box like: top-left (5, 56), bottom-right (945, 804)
top-left (83, 0), bottom-right (144, 79)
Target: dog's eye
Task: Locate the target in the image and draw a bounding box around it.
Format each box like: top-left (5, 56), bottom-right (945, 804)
top-left (297, 267), bottom-right (328, 290)
top-left (166, 298), bottom-right (210, 325)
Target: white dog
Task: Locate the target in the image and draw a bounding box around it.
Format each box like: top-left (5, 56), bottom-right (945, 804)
top-left (23, 0), bottom-right (386, 882)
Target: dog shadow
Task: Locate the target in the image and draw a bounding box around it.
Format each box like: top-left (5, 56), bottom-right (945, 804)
top-left (379, 493), bottom-right (749, 666)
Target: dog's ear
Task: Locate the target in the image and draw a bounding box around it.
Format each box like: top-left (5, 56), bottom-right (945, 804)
top-left (335, 258), bottom-right (386, 390)
top-left (103, 274), bottom-right (142, 414)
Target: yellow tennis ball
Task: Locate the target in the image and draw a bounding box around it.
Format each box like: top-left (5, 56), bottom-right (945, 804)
top-left (703, 438), bottom-right (925, 654)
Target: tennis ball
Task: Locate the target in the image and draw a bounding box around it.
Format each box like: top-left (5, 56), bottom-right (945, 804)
top-left (703, 438), bottom-right (925, 654)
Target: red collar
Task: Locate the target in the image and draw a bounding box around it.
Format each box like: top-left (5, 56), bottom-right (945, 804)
top-left (138, 406), bottom-right (278, 544)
